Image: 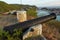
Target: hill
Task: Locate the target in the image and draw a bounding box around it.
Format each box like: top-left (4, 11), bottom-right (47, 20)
top-left (0, 1), bottom-right (37, 12)
top-left (0, 1), bottom-right (9, 12)
top-left (0, 1), bottom-right (37, 17)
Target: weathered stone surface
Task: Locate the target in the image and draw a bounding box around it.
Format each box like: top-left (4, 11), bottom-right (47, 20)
top-left (23, 24), bottom-right (43, 40)
top-left (17, 11), bottom-right (27, 22)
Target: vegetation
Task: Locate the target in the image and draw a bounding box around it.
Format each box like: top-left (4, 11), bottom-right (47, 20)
top-left (45, 20), bottom-right (60, 32)
top-left (27, 7), bottom-right (37, 17)
top-left (0, 1), bottom-right (9, 12)
top-left (0, 1), bottom-right (37, 17)
top-left (0, 28), bottom-right (22, 40)
top-left (43, 20), bottom-right (60, 40)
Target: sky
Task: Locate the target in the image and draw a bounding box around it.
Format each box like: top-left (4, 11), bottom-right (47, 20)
top-left (0, 0), bottom-right (60, 7)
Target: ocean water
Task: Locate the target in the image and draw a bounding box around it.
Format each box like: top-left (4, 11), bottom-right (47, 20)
top-left (56, 16), bottom-right (60, 21)
top-left (37, 10), bottom-right (60, 21)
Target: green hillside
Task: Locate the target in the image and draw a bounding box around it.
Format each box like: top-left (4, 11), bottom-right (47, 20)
top-left (0, 1), bottom-right (37, 11)
top-left (0, 1), bottom-right (9, 12)
top-left (0, 1), bottom-right (37, 17)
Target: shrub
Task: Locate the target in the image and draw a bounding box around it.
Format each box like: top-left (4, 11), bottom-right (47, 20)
top-left (0, 28), bottom-right (22, 40)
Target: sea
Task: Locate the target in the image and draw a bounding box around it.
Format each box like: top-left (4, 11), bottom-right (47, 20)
top-left (37, 10), bottom-right (60, 21)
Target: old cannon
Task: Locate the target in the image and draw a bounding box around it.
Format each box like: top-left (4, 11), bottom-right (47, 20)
top-left (3, 13), bottom-right (56, 40)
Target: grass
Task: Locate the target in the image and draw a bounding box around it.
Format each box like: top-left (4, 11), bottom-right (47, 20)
top-left (42, 20), bottom-right (60, 40)
top-left (46, 20), bottom-right (60, 30)
top-left (0, 28), bottom-right (22, 40)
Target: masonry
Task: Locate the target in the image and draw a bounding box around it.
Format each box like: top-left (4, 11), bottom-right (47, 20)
top-left (16, 10), bottom-right (43, 40)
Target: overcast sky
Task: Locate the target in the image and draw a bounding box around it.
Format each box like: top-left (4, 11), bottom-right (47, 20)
top-left (0, 0), bottom-right (60, 7)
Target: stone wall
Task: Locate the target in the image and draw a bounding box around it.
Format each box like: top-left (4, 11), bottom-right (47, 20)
top-left (23, 24), bottom-right (42, 40)
top-left (17, 11), bottom-right (27, 22)
top-left (16, 11), bottom-right (43, 40)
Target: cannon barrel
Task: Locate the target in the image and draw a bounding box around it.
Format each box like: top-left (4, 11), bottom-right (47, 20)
top-left (3, 13), bottom-right (56, 33)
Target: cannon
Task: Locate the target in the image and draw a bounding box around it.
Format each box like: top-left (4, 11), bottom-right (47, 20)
top-left (3, 13), bottom-right (56, 39)
top-left (3, 13), bottom-right (56, 32)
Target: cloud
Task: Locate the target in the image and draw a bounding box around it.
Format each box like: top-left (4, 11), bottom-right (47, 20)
top-left (1, 0), bottom-right (60, 6)
top-left (41, 0), bottom-right (60, 6)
